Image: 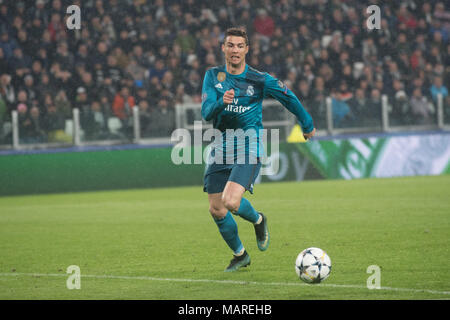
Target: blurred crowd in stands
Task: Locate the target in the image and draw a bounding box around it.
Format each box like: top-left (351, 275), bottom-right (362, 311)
top-left (0, 0), bottom-right (449, 144)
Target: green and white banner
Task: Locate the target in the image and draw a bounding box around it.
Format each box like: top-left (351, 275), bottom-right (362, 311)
top-left (295, 133), bottom-right (450, 179)
top-left (1, 132), bottom-right (448, 196)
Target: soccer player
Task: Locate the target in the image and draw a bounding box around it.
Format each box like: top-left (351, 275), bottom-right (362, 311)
top-left (201, 27), bottom-right (315, 272)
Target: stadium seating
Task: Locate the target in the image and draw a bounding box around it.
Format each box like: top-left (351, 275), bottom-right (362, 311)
top-left (0, 0), bottom-right (448, 148)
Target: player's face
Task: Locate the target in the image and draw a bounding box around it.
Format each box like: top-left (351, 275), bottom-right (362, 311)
top-left (222, 36), bottom-right (249, 67)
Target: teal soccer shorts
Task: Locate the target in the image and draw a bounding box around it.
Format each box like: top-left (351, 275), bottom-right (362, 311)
top-left (203, 161), bottom-right (262, 194)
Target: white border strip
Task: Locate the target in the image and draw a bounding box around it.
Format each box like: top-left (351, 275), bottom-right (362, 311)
top-left (1, 272), bottom-right (449, 296)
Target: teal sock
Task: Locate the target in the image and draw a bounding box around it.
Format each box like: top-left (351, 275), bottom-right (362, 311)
top-left (234, 198), bottom-right (260, 224)
top-left (214, 212), bottom-right (244, 255)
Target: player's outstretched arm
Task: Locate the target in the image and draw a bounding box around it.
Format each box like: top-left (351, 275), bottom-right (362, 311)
top-left (263, 73), bottom-right (315, 137)
top-left (201, 70), bottom-right (228, 121)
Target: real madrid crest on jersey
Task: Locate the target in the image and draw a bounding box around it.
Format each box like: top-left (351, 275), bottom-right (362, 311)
top-left (217, 72), bottom-right (226, 82)
top-left (246, 85), bottom-right (254, 96)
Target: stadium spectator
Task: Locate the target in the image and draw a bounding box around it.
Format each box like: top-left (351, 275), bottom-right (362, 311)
top-left (174, 27), bottom-right (196, 55)
top-left (331, 88), bottom-right (353, 128)
top-left (16, 28), bottom-right (36, 60)
top-left (254, 8), bottom-right (274, 38)
top-left (27, 0), bottom-right (49, 25)
top-left (433, 2), bottom-right (450, 38)
top-left (184, 70), bottom-right (202, 100)
top-left (397, 4), bottom-right (418, 30)
top-left (148, 59), bottom-right (167, 82)
top-left (147, 75), bottom-right (162, 104)
top-left (135, 85), bottom-right (150, 108)
top-left (0, 74), bottom-right (15, 111)
top-left (98, 94), bottom-right (112, 119)
top-left (54, 89), bottom-right (73, 120)
top-left (9, 48), bottom-right (31, 81)
top-left (47, 12), bottom-right (65, 42)
top-left (366, 88), bottom-right (382, 126)
top-left (54, 41), bottom-right (74, 68)
top-left (78, 72), bottom-right (97, 101)
top-left (308, 76), bottom-right (327, 129)
top-left (44, 103), bottom-right (71, 143)
top-left (0, 91), bottom-right (6, 139)
top-left (410, 48), bottom-right (426, 72)
top-left (20, 105), bottom-right (46, 143)
top-left (112, 86), bottom-right (136, 138)
top-left (150, 97), bottom-right (175, 138)
top-left (348, 88), bottom-right (367, 123)
top-left (0, 31), bottom-right (18, 60)
top-left (30, 60), bottom-right (44, 84)
top-left (410, 88), bottom-right (434, 125)
top-left (112, 86), bottom-right (135, 118)
top-left (0, 48), bottom-right (10, 75)
top-left (49, 62), bottom-right (72, 93)
top-left (17, 102), bottom-right (29, 138)
top-left (430, 76), bottom-right (449, 103)
top-left (23, 75), bottom-right (38, 105)
top-left (81, 100), bottom-right (110, 141)
top-left (217, 8), bottom-right (231, 31)
top-left (126, 58), bottom-right (146, 83)
top-left (74, 87), bottom-right (91, 115)
top-left (389, 79), bottom-right (410, 125)
top-left (138, 99), bottom-right (152, 137)
top-left (253, 8), bottom-right (274, 51)
top-left (174, 83), bottom-right (192, 104)
top-left (104, 54), bottom-right (123, 90)
top-left (392, 90), bottom-right (411, 126)
top-left (15, 89), bottom-right (29, 110)
top-left (36, 73), bottom-right (55, 105)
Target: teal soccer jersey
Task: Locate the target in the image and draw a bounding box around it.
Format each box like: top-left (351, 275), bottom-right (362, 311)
top-left (201, 64), bottom-right (314, 162)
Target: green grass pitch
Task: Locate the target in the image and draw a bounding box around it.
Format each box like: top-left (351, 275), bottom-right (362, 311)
top-left (0, 175), bottom-right (449, 300)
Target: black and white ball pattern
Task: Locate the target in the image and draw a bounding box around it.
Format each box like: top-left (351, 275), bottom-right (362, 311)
top-left (295, 247), bottom-right (332, 284)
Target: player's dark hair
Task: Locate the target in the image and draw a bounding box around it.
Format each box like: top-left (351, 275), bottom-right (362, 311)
top-left (224, 27), bottom-right (249, 46)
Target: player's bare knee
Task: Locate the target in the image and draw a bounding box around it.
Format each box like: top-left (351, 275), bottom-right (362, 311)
top-left (209, 206), bottom-right (227, 219)
top-left (221, 195), bottom-right (240, 213)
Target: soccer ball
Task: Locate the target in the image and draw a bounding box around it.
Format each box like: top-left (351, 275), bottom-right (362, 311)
top-left (295, 247), bottom-right (332, 284)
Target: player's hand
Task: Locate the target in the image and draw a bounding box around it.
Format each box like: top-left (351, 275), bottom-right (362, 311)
top-left (223, 89), bottom-right (234, 105)
top-left (303, 128), bottom-right (316, 140)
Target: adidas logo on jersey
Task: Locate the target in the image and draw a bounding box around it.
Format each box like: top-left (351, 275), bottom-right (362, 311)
top-left (215, 83), bottom-right (223, 89)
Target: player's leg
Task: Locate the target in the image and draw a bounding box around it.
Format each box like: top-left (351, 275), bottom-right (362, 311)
top-left (208, 193), bottom-right (250, 271)
top-left (222, 181), bottom-right (260, 224)
top-left (208, 192), bottom-right (243, 254)
top-left (204, 166), bottom-right (250, 272)
top-left (223, 162), bottom-right (270, 251)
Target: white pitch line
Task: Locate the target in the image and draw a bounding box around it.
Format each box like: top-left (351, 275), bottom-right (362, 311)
top-left (0, 272), bottom-right (449, 296)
